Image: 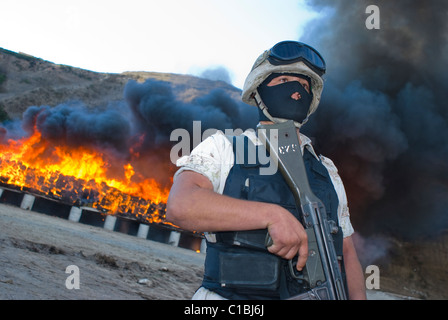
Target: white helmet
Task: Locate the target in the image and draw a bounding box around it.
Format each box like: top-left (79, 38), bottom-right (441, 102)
top-left (242, 41), bottom-right (326, 127)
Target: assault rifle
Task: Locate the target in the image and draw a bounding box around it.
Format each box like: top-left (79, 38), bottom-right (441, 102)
top-left (257, 120), bottom-right (347, 300)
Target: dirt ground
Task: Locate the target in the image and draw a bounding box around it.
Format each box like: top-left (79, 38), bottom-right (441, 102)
top-left (0, 203), bottom-right (204, 300)
top-left (0, 203), bottom-right (443, 300)
top-left (369, 232), bottom-right (448, 300)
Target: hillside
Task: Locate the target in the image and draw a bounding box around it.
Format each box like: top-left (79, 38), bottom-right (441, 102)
top-left (0, 48), bottom-right (241, 120)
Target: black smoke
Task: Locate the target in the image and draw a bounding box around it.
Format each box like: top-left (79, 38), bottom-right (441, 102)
top-left (200, 66), bottom-right (233, 85)
top-left (1, 78), bottom-right (258, 188)
top-left (300, 0), bottom-right (448, 239)
top-left (21, 102), bottom-right (132, 155)
top-left (124, 78), bottom-right (257, 150)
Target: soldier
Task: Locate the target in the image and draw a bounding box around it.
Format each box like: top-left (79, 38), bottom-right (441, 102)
top-left (167, 41), bottom-right (366, 300)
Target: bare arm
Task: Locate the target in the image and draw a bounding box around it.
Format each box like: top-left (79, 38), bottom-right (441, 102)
top-left (343, 236), bottom-right (367, 300)
top-left (166, 170), bottom-right (308, 269)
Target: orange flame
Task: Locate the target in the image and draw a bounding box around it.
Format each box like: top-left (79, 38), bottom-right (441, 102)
top-left (0, 129), bottom-right (172, 224)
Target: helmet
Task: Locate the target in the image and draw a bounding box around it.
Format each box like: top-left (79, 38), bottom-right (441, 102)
top-left (242, 41), bottom-right (326, 127)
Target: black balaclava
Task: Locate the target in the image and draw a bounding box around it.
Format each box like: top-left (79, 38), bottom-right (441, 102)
top-left (257, 73), bottom-right (313, 123)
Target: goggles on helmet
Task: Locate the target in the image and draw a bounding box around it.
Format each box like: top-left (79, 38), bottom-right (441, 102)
top-left (261, 41), bottom-right (326, 77)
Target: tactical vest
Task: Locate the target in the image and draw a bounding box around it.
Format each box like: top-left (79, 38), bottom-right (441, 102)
top-left (202, 135), bottom-right (344, 299)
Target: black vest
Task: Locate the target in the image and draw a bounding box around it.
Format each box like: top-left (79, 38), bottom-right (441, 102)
top-left (202, 135), bottom-right (344, 299)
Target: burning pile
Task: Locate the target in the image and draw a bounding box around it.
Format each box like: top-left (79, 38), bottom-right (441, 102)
top-left (0, 128), bottom-right (169, 223)
top-left (0, 77), bottom-right (256, 225)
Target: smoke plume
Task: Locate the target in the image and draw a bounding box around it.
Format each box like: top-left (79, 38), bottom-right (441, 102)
top-left (124, 78), bottom-right (257, 148)
top-left (300, 0), bottom-right (448, 239)
top-left (21, 102), bottom-right (132, 155)
top-left (1, 78), bottom-right (257, 189)
top-left (200, 66), bottom-right (233, 85)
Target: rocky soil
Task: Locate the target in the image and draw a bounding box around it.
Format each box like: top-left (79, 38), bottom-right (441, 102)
top-left (0, 203), bottom-right (205, 300)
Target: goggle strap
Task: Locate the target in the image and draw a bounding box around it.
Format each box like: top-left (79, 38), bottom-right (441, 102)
top-left (267, 56), bottom-right (325, 77)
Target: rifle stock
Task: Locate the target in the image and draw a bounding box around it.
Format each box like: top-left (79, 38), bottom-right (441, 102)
top-left (257, 120), bottom-right (347, 300)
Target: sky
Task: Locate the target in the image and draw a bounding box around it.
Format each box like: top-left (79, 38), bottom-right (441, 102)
top-left (0, 0), bottom-right (319, 89)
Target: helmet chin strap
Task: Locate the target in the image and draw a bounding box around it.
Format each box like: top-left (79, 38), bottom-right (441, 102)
top-left (253, 92), bottom-right (309, 128)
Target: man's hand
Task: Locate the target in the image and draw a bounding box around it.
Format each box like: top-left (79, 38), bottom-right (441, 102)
top-left (266, 206), bottom-right (308, 271)
top-left (167, 171), bottom-right (309, 271)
